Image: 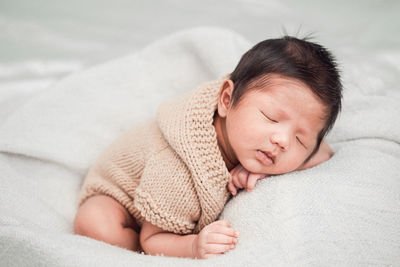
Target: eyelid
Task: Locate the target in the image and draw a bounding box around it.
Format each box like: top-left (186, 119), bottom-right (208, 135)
top-left (261, 110), bottom-right (278, 123)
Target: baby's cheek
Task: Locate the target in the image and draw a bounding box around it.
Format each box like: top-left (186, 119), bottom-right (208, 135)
top-left (240, 158), bottom-right (262, 174)
top-left (277, 154), bottom-right (303, 174)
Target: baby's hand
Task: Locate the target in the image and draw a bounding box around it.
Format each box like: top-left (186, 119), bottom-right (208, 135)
top-left (228, 164), bottom-right (267, 196)
top-left (192, 220), bottom-right (239, 259)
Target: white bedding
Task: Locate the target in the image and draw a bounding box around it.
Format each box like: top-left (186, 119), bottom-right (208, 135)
top-left (0, 27), bottom-right (399, 266)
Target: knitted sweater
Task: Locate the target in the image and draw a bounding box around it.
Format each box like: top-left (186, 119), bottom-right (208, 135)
top-left (78, 76), bottom-right (231, 234)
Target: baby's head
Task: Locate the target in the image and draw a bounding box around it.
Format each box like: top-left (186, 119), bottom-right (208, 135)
top-left (215, 36), bottom-right (342, 174)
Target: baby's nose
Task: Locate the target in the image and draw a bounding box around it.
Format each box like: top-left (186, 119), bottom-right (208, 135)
top-left (270, 132), bottom-right (289, 151)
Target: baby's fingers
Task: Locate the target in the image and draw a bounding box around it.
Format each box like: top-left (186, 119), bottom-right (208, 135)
top-left (210, 222), bottom-right (240, 238)
top-left (205, 243), bottom-right (236, 255)
top-left (237, 169), bottom-right (249, 188)
top-left (232, 167), bottom-right (248, 189)
top-left (246, 173), bottom-right (267, 191)
top-left (207, 232), bottom-right (238, 245)
top-left (227, 181), bottom-right (237, 196)
top-left (229, 164), bottom-right (244, 177)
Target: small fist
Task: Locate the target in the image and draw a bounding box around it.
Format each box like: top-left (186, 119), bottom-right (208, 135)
top-left (228, 164), bottom-right (267, 196)
top-left (192, 220), bottom-right (239, 259)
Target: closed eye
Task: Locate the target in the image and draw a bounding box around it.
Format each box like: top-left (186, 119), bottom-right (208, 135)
top-left (296, 136), bottom-right (307, 149)
top-left (261, 110), bottom-right (278, 123)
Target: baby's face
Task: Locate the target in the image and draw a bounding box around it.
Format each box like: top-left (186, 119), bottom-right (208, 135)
top-left (220, 74), bottom-right (326, 175)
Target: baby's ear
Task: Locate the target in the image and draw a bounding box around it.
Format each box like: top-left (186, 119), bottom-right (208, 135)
top-left (217, 80), bottom-right (234, 118)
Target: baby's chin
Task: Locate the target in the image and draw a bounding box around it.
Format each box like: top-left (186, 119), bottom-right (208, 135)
top-left (241, 158), bottom-right (297, 175)
top-left (240, 159), bottom-right (272, 174)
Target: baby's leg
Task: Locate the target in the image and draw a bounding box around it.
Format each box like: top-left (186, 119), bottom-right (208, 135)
top-left (74, 195), bottom-right (140, 251)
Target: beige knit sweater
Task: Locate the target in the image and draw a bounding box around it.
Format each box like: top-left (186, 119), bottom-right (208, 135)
top-left (78, 76), bottom-right (231, 235)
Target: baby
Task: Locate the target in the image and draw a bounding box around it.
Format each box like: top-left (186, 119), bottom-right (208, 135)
top-left (74, 36), bottom-right (342, 259)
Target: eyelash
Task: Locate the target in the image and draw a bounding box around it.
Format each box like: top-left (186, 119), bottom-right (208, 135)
top-left (261, 111), bottom-right (278, 123)
top-left (296, 136), bottom-right (306, 148)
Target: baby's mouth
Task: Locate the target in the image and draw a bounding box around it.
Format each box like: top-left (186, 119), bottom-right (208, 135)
top-left (256, 150), bottom-right (275, 165)
top-left (263, 151), bottom-right (275, 164)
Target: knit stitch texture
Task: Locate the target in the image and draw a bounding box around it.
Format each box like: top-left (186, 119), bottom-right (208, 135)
top-left (78, 76), bottom-right (231, 234)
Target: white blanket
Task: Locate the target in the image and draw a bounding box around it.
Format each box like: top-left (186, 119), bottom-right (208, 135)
top-left (0, 27), bottom-right (399, 266)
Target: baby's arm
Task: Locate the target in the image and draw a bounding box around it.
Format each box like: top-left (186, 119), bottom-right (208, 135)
top-left (140, 220), bottom-right (196, 258)
top-left (297, 140), bottom-right (333, 170)
top-left (140, 220), bottom-right (239, 259)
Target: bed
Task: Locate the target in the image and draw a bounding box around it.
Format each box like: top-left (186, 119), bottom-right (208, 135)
top-left (1, 2), bottom-right (399, 266)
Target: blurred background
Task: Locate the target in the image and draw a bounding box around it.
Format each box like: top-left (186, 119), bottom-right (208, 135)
top-left (0, 0), bottom-right (399, 108)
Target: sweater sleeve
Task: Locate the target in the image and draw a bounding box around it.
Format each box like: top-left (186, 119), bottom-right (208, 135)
top-left (133, 146), bottom-right (201, 235)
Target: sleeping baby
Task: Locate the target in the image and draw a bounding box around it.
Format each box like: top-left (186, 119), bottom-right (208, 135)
top-left (74, 36), bottom-right (342, 259)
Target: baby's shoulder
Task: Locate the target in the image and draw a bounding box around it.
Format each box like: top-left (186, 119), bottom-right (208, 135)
top-left (123, 119), bottom-right (168, 151)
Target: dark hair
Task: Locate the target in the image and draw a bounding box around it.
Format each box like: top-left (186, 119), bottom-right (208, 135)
top-left (230, 36), bottom-right (342, 162)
